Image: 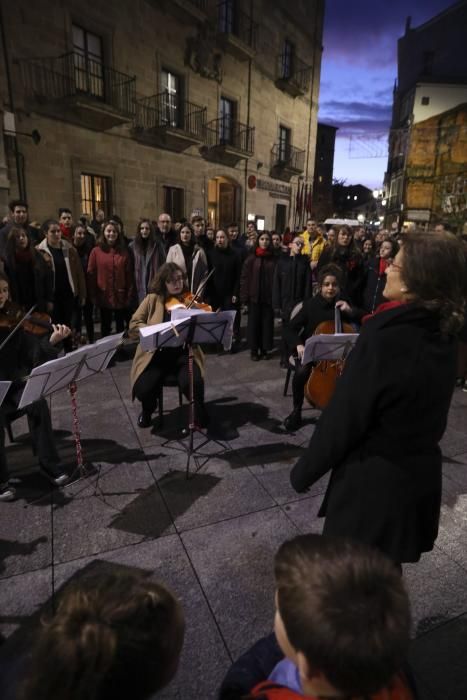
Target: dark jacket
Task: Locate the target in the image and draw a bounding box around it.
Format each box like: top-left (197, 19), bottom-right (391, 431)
top-left (283, 294), bottom-right (356, 350)
top-left (317, 246), bottom-right (365, 306)
top-left (240, 252), bottom-right (277, 305)
top-left (3, 251), bottom-right (53, 312)
top-left (363, 256), bottom-right (388, 313)
top-left (0, 223), bottom-right (41, 258)
top-left (272, 254), bottom-right (311, 318)
top-left (290, 303), bottom-right (457, 563)
top-left (208, 246), bottom-right (242, 308)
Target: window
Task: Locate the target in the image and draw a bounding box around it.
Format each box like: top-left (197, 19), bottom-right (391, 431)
top-left (72, 24), bottom-right (104, 98)
top-left (421, 96), bottom-right (430, 106)
top-left (219, 96), bottom-right (236, 145)
top-left (281, 40), bottom-right (295, 79)
top-left (278, 125), bottom-right (291, 162)
top-left (163, 186), bottom-right (184, 222)
top-left (161, 69), bottom-right (181, 128)
top-left (81, 173), bottom-right (112, 217)
top-left (218, 0), bottom-right (236, 34)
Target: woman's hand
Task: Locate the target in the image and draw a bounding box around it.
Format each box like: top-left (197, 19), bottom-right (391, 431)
top-left (335, 300), bottom-right (351, 314)
top-left (49, 324), bottom-right (72, 346)
top-left (296, 344), bottom-right (305, 361)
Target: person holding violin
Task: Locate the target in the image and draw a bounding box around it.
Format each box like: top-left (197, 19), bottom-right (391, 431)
top-left (129, 262), bottom-right (209, 430)
top-left (283, 264), bottom-right (360, 432)
top-left (290, 231), bottom-right (466, 566)
top-left (0, 272), bottom-right (71, 501)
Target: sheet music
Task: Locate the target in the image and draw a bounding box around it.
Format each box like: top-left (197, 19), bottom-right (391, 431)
top-left (139, 309), bottom-right (236, 352)
top-left (0, 381), bottom-right (12, 407)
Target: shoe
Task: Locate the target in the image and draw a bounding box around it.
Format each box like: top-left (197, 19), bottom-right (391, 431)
top-left (137, 411), bottom-right (153, 428)
top-left (40, 466), bottom-right (69, 487)
top-left (284, 409), bottom-right (302, 431)
top-left (250, 352), bottom-right (260, 361)
top-left (230, 340), bottom-right (240, 354)
top-left (279, 359), bottom-right (288, 369)
top-left (262, 352), bottom-right (272, 360)
top-left (455, 377), bottom-right (465, 388)
top-left (0, 483), bottom-right (16, 502)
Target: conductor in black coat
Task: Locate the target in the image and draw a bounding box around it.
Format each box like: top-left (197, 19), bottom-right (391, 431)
top-left (291, 231), bottom-right (466, 564)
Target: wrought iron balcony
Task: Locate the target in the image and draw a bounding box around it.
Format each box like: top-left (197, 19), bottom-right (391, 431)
top-left (275, 53), bottom-right (312, 97)
top-left (201, 118), bottom-right (254, 165)
top-left (270, 143), bottom-right (305, 181)
top-left (19, 52), bottom-right (136, 130)
top-left (217, 1), bottom-right (258, 60)
top-left (134, 93), bottom-right (206, 151)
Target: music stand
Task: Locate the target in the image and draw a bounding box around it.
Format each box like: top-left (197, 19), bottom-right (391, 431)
top-left (302, 332), bottom-right (358, 366)
top-left (18, 334), bottom-right (123, 484)
top-left (0, 381), bottom-right (12, 408)
top-left (139, 310), bottom-right (236, 477)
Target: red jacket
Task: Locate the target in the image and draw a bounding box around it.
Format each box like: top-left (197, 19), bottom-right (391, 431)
top-left (248, 674), bottom-right (414, 699)
top-left (87, 245), bottom-right (134, 309)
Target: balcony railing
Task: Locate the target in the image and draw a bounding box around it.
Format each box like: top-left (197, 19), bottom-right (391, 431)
top-left (217, 1), bottom-right (257, 51)
top-left (276, 53), bottom-right (312, 95)
top-left (271, 143), bottom-right (305, 172)
top-left (135, 93), bottom-right (206, 140)
top-left (204, 118), bottom-right (254, 155)
top-left (20, 52), bottom-right (136, 119)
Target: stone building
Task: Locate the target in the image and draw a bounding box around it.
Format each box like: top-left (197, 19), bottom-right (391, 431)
top-left (0, 0), bottom-right (324, 233)
top-left (312, 121), bottom-right (337, 221)
top-left (385, 0), bottom-right (467, 228)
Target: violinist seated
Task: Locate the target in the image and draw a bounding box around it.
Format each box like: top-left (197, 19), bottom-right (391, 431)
top-left (283, 264), bottom-right (363, 432)
top-left (0, 273), bottom-right (72, 501)
top-left (129, 262), bottom-right (209, 430)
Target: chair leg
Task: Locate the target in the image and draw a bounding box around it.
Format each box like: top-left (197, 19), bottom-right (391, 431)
top-left (158, 387), bottom-right (164, 427)
top-left (178, 387), bottom-right (183, 407)
top-left (283, 368), bottom-right (292, 397)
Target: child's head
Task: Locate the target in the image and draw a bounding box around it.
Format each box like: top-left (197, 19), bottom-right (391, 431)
top-left (21, 570), bottom-right (185, 700)
top-left (274, 535), bottom-right (411, 697)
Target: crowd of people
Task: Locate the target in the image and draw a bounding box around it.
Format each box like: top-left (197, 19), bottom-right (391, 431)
top-left (1, 197), bottom-right (467, 699)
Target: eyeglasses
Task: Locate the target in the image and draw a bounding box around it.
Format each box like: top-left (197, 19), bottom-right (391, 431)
top-left (169, 276), bottom-right (184, 284)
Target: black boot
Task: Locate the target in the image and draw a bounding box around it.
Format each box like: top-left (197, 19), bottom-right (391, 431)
top-left (137, 410), bottom-right (153, 428)
top-left (284, 409), bottom-right (302, 431)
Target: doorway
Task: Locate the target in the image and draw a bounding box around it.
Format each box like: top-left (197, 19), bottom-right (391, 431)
top-left (207, 176), bottom-right (240, 229)
top-left (275, 203), bottom-right (287, 234)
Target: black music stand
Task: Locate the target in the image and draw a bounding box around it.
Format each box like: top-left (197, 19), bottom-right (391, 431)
top-left (18, 334), bottom-right (123, 488)
top-left (139, 309), bottom-right (236, 477)
top-left (0, 381), bottom-right (12, 407)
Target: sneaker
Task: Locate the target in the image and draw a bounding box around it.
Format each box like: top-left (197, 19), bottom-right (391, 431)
top-left (40, 466), bottom-right (70, 487)
top-left (284, 409), bottom-right (302, 431)
top-left (0, 483), bottom-right (16, 502)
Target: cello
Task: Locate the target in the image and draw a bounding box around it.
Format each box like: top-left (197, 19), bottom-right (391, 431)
top-left (304, 306), bottom-right (356, 410)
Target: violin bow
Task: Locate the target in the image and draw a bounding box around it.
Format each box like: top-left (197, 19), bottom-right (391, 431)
top-left (0, 304), bottom-right (38, 353)
top-left (187, 268), bottom-right (215, 309)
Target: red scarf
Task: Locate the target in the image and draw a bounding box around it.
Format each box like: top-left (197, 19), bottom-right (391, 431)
top-left (60, 223), bottom-right (73, 241)
top-left (378, 257), bottom-right (389, 275)
top-left (256, 246), bottom-right (272, 257)
top-left (362, 300), bottom-right (407, 325)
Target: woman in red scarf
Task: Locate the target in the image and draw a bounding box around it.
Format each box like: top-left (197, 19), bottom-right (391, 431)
top-left (291, 230), bottom-right (467, 566)
top-left (240, 231), bottom-right (278, 360)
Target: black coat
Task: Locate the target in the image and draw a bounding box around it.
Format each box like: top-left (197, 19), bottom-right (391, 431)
top-left (240, 252), bottom-right (276, 305)
top-left (290, 303), bottom-right (457, 563)
top-left (207, 246), bottom-right (241, 308)
top-left (272, 254), bottom-right (311, 318)
top-left (283, 293), bottom-right (356, 350)
top-left (317, 246), bottom-right (365, 306)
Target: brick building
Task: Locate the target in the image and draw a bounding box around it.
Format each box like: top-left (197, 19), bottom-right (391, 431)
top-left (0, 0), bottom-right (324, 233)
top-left (385, 0), bottom-right (467, 229)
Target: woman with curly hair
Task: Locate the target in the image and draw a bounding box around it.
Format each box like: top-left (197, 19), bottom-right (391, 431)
top-left (291, 230), bottom-right (467, 566)
top-left (317, 225), bottom-right (365, 305)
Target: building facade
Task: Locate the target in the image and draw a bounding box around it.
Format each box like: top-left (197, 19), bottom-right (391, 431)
top-left (0, 0), bottom-right (324, 233)
top-left (385, 0), bottom-right (467, 229)
top-left (312, 121), bottom-right (337, 221)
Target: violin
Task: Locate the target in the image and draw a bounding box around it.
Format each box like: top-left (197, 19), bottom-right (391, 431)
top-left (0, 302), bottom-right (53, 337)
top-left (165, 291), bottom-right (213, 313)
top-left (304, 313), bottom-right (356, 410)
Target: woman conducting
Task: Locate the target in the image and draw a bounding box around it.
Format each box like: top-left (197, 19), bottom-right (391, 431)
top-left (291, 230), bottom-right (466, 565)
top-left (129, 262), bottom-right (208, 429)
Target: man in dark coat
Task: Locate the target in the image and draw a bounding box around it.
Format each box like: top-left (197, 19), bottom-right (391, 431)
top-left (290, 302), bottom-right (457, 564)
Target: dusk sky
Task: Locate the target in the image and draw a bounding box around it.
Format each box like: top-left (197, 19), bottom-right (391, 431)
top-left (318, 0), bottom-right (456, 189)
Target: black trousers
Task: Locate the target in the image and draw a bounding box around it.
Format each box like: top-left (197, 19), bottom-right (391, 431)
top-left (100, 308), bottom-right (126, 338)
top-left (247, 302), bottom-right (274, 353)
top-left (72, 299), bottom-right (95, 343)
top-left (292, 362), bottom-right (313, 410)
top-left (52, 295), bottom-right (74, 351)
top-left (0, 385), bottom-right (61, 484)
top-left (133, 349), bottom-right (204, 416)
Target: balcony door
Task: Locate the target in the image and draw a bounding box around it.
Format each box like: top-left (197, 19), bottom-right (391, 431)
top-left (72, 25), bottom-right (104, 98)
top-left (218, 0), bottom-right (236, 34)
top-left (220, 96), bottom-right (235, 145)
top-left (161, 69), bottom-right (181, 128)
top-left (278, 125), bottom-right (291, 163)
top-left (281, 40), bottom-right (294, 79)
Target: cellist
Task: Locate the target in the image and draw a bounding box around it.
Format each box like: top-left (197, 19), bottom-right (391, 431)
top-left (283, 264), bottom-right (362, 431)
top-left (129, 262), bottom-right (209, 430)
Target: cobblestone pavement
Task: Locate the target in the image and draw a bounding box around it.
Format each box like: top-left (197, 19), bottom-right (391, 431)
top-left (1, 340), bottom-right (467, 699)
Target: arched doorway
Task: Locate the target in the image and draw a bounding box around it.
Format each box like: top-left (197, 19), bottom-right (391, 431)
top-left (207, 176), bottom-right (240, 229)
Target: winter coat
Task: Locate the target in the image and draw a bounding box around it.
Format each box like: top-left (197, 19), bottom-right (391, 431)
top-left (2, 250), bottom-right (53, 312)
top-left (272, 254), bottom-right (311, 318)
top-left (207, 246), bottom-right (241, 308)
top-left (87, 245), bottom-right (134, 309)
top-left (36, 238), bottom-right (86, 303)
top-left (166, 243), bottom-right (208, 295)
top-left (283, 293), bottom-right (356, 350)
top-left (240, 252), bottom-right (277, 305)
top-left (301, 231), bottom-right (326, 261)
top-left (129, 238), bottom-right (166, 303)
top-left (290, 303), bottom-right (457, 563)
top-left (129, 293), bottom-right (204, 395)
